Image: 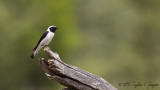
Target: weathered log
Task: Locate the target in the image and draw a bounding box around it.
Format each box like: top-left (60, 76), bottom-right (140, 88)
top-left (39, 47), bottom-right (117, 90)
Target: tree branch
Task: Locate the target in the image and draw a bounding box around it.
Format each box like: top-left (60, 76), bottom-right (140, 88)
top-left (39, 47), bottom-right (117, 90)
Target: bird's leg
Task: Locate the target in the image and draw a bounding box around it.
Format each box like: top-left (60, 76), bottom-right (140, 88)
top-left (44, 45), bottom-right (48, 48)
top-left (42, 44), bottom-right (48, 48)
top-left (42, 44), bottom-right (46, 47)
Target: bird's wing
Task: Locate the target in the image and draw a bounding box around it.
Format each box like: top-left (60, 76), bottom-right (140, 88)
top-left (33, 31), bottom-right (49, 50)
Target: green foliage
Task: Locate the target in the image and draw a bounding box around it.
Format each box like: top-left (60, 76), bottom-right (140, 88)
top-left (0, 0), bottom-right (80, 90)
top-left (75, 0), bottom-right (160, 90)
top-left (0, 0), bottom-right (160, 90)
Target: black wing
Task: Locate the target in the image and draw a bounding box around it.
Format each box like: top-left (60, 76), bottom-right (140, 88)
top-left (33, 31), bottom-right (49, 50)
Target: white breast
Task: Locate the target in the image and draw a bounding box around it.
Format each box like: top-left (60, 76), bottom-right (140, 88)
top-left (41, 32), bottom-right (54, 46)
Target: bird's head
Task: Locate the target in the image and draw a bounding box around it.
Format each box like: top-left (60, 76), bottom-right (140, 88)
top-left (49, 25), bottom-right (59, 33)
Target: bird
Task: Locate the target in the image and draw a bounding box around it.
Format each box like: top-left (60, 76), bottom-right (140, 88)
top-left (30, 25), bottom-right (59, 58)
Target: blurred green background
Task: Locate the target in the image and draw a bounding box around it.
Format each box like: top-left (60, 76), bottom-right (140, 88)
top-left (0, 0), bottom-right (160, 90)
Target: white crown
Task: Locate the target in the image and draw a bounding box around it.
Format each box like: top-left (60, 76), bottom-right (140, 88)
top-left (49, 25), bottom-right (56, 28)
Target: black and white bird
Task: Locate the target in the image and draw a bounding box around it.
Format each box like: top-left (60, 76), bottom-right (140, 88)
top-left (30, 25), bottom-right (59, 58)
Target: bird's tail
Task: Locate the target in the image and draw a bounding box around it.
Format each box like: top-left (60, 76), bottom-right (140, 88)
top-left (30, 51), bottom-right (37, 59)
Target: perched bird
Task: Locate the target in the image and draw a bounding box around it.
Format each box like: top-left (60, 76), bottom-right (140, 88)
top-left (30, 25), bottom-right (59, 58)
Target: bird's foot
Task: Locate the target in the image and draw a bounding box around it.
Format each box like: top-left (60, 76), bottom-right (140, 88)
top-left (44, 45), bottom-right (48, 48)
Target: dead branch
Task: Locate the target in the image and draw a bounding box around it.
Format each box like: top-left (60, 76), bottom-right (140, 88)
top-left (39, 47), bottom-right (117, 90)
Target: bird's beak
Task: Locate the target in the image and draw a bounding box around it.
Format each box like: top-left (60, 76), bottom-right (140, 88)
top-left (56, 27), bottom-right (60, 29)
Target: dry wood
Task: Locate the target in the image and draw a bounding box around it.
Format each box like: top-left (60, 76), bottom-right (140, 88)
top-left (39, 47), bottom-right (117, 90)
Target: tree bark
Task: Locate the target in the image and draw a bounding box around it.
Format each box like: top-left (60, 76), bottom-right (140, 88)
top-left (39, 47), bottom-right (117, 90)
